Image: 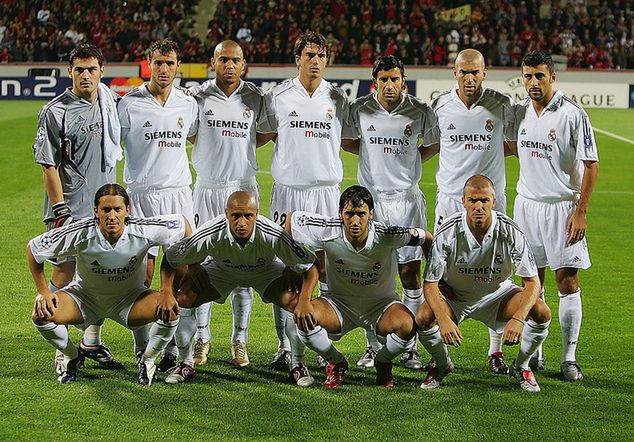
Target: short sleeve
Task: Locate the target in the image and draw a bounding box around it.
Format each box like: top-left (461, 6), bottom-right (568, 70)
top-left (421, 105), bottom-right (440, 146)
top-left (423, 236), bottom-right (448, 282)
top-left (258, 89), bottom-right (278, 133)
top-left (571, 109), bottom-right (599, 162)
top-left (33, 106), bottom-right (62, 167)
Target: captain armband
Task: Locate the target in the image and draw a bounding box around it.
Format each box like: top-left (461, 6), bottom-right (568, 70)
top-left (407, 228), bottom-right (427, 247)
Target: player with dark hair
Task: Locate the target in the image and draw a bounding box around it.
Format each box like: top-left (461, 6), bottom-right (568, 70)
top-left (33, 43), bottom-right (125, 375)
top-left (258, 31), bottom-right (350, 384)
top-left (286, 185), bottom-right (433, 388)
top-left (342, 55), bottom-right (438, 370)
top-left (510, 51), bottom-right (599, 381)
top-left (28, 184), bottom-right (192, 385)
top-left (416, 176), bottom-right (551, 392)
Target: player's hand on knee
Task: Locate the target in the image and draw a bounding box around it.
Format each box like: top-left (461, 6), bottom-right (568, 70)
top-left (156, 292), bottom-right (180, 323)
top-left (34, 291), bottom-right (58, 320)
top-left (503, 317), bottom-right (525, 346)
top-left (293, 299), bottom-right (316, 332)
top-left (48, 202), bottom-right (73, 230)
top-left (438, 317), bottom-right (462, 347)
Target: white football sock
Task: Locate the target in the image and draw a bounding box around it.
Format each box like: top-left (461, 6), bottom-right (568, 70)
top-left (488, 329), bottom-right (504, 355)
top-left (516, 319), bottom-right (550, 370)
top-left (231, 287), bottom-right (253, 344)
top-left (318, 281), bottom-right (329, 295)
top-left (535, 289), bottom-right (545, 361)
top-left (144, 318), bottom-right (180, 362)
top-left (559, 289), bottom-right (582, 362)
top-left (418, 325), bottom-right (449, 368)
top-left (364, 327), bottom-right (382, 350)
top-left (272, 304), bottom-right (291, 351)
top-left (375, 333), bottom-right (409, 363)
top-left (33, 321), bottom-right (78, 359)
top-left (81, 323), bottom-right (103, 346)
top-left (131, 325), bottom-right (149, 355)
top-left (285, 313), bottom-right (305, 367)
top-left (402, 288), bottom-right (423, 314)
top-left (194, 302), bottom-right (212, 343)
top-left (174, 308), bottom-right (197, 366)
top-left (297, 326), bottom-right (345, 364)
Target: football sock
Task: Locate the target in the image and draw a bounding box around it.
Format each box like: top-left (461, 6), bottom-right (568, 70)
top-left (418, 325), bottom-right (449, 368)
top-left (33, 321), bottom-right (78, 359)
top-left (194, 301), bottom-right (212, 343)
top-left (144, 318), bottom-right (180, 362)
top-left (488, 329), bottom-right (504, 355)
top-left (231, 287), bottom-right (253, 344)
top-left (559, 289), bottom-right (582, 362)
top-left (174, 308), bottom-right (197, 366)
top-left (297, 326), bottom-right (345, 364)
top-left (516, 319), bottom-right (550, 370)
top-left (82, 323), bottom-right (103, 346)
top-left (364, 327), bottom-right (382, 350)
top-left (272, 304), bottom-right (291, 352)
top-left (164, 338), bottom-right (179, 357)
top-left (375, 333), bottom-right (409, 363)
top-left (318, 281), bottom-right (329, 295)
top-left (131, 325), bottom-right (149, 354)
top-left (285, 314), bottom-right (306, 367)
top-left (48, 281), bottom-right (60, 292)
top-left (402, 288), bottom-right (423, 314)
top-left (535, 288), bottom-right (546, 362)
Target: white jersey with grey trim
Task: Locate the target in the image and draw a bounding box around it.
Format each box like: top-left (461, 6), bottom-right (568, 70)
top-left (290, 211), bottom-right (426, 304)
top-left (33, 87), bottom-right (118, 220)
top-left (29, 214), bottom-right (187, 297)
top-left (189, 79), bottom-right (265, 184)
top-left (118, 84), bottom-right (198, 191)
top-left (260, 77), bottom-right (349, 188)
top-left (345, 93), bottom-right (439, 194)
top-left (433, 87), bottom-right (515, 200)
top-left (424, 211), bottom-right (537, 304)
top-left (166, 214), bottom-right (315, 274)
top-left (514, 90), bottom-right (599, 202)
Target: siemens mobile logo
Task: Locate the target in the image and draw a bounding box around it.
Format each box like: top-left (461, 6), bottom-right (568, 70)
top-left (290, 121), bottom-right (332, 130)
top-left (144, 130), bottom-right (183, 148)
top-left (458, 266), bottom-right (502, 283)
top-left (521, 140), bottom-right (554, 160)
top-left (368, 136), bottom-right (410, 147)
top-left (449, 134), bottom-right (492, 142)
top-left (207, 120), bottom-right (249, 130)
top-left (80, 121), bottom-right (103, 135)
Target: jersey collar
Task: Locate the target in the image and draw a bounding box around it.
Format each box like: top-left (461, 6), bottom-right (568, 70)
top-left (95, 222), bottom-right (129, 249)
top-left (141, 83), bottom-right (176, 106)
top-left (292, 76), bottom-right (327, 98)
top-left (341, 221), bottom-right (376, 254)
top-left (461, 210), bottom-right (497, 248)
top-left (210, 78), bottom-right (245, 99)
top-left (225, 218), bottom-right (256, 248)
top-left (451, 86), bottom-right (487, 109)
top-left (372, 92), bottom-right (406, 114)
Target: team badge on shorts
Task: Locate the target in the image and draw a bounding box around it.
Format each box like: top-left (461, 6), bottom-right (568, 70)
top-left (548, 128), bottom-right (557, 141)
top-left (326, 108), bottom-right (334, 120)
top-left (373, 262), bottom-right (382, 271)
top-left (243, 107), bottom-right (252, 119)
top-left (485, 119), bottom-right (494, 132)
top-left (494, 252), bottom-right (503, 265)
top-left (404, 124), bottom-right (412, 137)
top-left (177, 117), bottom-right (184, 129)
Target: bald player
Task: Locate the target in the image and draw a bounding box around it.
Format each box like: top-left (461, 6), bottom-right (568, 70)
top-left (187, 40), bottom-right (269, 367)
top-left (423, 49), bottom-right (517, 374)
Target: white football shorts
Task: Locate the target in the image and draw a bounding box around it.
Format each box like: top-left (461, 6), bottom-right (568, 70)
top-left (193, 177), bottom-right (259, 227)
top-left (270, 182), bottom-right (339, 227)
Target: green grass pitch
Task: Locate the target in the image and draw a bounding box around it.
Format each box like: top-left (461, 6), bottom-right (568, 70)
top-left (0, 101), bottom-right (632, 440)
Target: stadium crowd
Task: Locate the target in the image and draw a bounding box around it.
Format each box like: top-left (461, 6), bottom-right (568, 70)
top-left (0, 1), bottom-right (633, 69)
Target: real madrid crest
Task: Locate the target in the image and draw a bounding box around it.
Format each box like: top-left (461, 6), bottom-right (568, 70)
top-left (404, 124), bottom-right (412, 137)
top-left (243, 106), bottom-right (252, 119)
top-left (548, 128), bottom-right (556, 141)
top-left (494, 253), bottom-right (503, 265)
top-left (373, 262), bottom-right (382, 271)
top-left (485, 119), bottom-right (494, 132)
top-left (129, 256), bottom-right (138, 266)
top-left (177, 116), bottom-right (184, 129)
top-left (326, 108), bottom-right (334, 121)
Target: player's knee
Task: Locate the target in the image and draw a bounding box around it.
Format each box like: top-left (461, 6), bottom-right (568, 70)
top-left (555, 269), bottom-right (579, 293)
top-left (398, 264), bottom-right (421, 289)
top-left (414, 303), bottom-right (435, 329)
top-left (31, 310), bottom-right (49, 325)
top-left (175, 288), bottom-right (196, 308)
top-left (529, 299), bottom-right (552, 324)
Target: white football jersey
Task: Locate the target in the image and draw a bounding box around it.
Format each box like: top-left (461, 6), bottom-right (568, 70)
top-left (261, 78), bottom-right (349, 187)
top-left (433, 88), bottom-right (515, 200)
top-left (165, 214), bottom-right (314, 274)
top-left (345, 93), bottom-right (439, 193)
top-left (29, 215), bottom-right (187, 299)
top-left (514, 90), bottom-right (599, 202)
top-left (424, 211), bottom-right (537, 303)
top-left (189, 79), bottom-right (265, 184)
top-left (290, 211), bottom-right (426, 307)
top-left (118, 84), bottom-right (198, 191)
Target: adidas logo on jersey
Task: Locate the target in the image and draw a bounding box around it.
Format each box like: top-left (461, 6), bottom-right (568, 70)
top-left (205, 109), bottom-right (214, 116)
top-left (143, 121), bottom-right (152, 128)
top-left (520, 128), bottom-right (527, 135)
top-left (456, 257), bottom-right (467, 265)
top-left (288, 110), bottom-right (298, 117)
top-left (335, 259), bottom-right (345, 264)
top-left (447, 123), bottom-right (456, 130)
top-left (91, 260), bottom-right (101, 266)
top-left (367, 125), bottom-right (376, 131)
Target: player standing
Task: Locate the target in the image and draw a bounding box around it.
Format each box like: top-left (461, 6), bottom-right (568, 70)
top-left (424, 49), bottom-right (516, 374)
top-left (33, 43), bottom-right (124, 374)
top-left (511, 51), bottom-right (599, 381)
top-left (258, 31), bottom-right (350, 383)
top-left (342, 55), bottom-right (438, 370)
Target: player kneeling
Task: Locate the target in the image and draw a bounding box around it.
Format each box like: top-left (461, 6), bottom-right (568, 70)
top-left (28, 184), bottom-right (191, 385)
top-left (416, 175), bottom-right (551, 392)
top-left (287, 186), bottom-right (433, 388)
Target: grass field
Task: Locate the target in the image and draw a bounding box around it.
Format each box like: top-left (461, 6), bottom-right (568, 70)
top-left (0, 101), bottom-right (633, 441)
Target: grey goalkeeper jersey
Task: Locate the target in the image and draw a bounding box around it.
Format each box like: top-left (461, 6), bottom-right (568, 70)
top-left (33, 88), bottom-right (118, 221)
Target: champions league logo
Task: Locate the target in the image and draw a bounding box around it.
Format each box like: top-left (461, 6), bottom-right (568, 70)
top-left (485, 119), bottom-right (494, 132)
top-left (548, 128), bottom-right (557, 141)
top-left (404, 124), bottom-right (412, 137)
top-left (165, 220), bottom-right (178, 229)
top-left (36, 126), bottom-right (46, 145)
top-left (326, 108), bottom-right (334, 121)
top-left (177, 117), bottom-right (184, 129)
top-left (584, 135), bottom-right (593, 148)
top-left (494, 253), bottom-right (503, 265)
top-left (243, 107), bottom-right (252, 119)
top-left (296, 214), bottom-right (307, 226)
top-left (40, 234), bottom-right (53, 249)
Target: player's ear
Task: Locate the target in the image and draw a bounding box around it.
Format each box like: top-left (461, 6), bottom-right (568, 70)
top-left (369, 209), bottom-right (374, 220)
top-left (551, 71), bottom-right (556, 83)
top-left (67, 66), bottom-right (72, 78)
top-left (295, 55), bottom-right (300, 70)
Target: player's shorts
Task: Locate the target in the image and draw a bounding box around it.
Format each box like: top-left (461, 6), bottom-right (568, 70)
top-left (319, 294), bottom-right (402, 341)
top-left (514, 195), bottom-right (591, 270)
top-left (63, 282), bottom-right (149, 327)
top-left (444, 279), bottom-right (520, 334)
top-left (128, 186), bottom-right (194, 256)
top-left (373, 186), bottom-right (427, 264)
top-left (270, 182), bottom-right (339, 227)
top-left (434, 190), bottom-right (507, 232)
top-left (198, 257), bottom-right (286, 304)
top-left (193, 177), bottom-right (259, 227)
